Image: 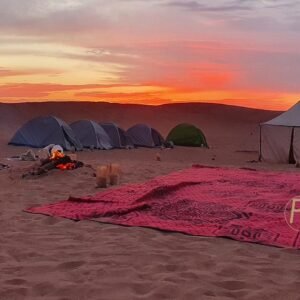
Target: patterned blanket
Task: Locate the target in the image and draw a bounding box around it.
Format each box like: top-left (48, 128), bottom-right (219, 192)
top-left (26, 166), bottom-right (300, 248)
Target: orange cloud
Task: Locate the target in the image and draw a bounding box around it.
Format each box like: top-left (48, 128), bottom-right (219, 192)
top-left (0, 83), bottom-right (134, 98)
top-left (74, 90), bottom-right (170, 105)
top-left (0, 68), bottom-right (60, 78)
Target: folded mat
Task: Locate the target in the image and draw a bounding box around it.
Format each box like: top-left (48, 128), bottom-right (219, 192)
top-left (26, 166), bottom-right (300, 249)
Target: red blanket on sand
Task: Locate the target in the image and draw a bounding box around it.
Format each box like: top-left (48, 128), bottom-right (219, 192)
top-left (26, 166), bottom-right (300, 249)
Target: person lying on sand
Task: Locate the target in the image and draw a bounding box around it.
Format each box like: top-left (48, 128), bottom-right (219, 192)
top-left (38, 144), bottom-right (64, 159)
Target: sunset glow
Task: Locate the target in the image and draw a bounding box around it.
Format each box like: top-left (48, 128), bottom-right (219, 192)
top-left (1, 1), bottom-right (300, 110)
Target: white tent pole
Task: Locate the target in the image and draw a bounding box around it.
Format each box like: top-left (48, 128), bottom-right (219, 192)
top-left (259, 125), bottom-right (262, 161)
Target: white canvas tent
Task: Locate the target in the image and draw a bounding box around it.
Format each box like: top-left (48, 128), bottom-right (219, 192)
top-left (260, 101), bottom-right (300, 163)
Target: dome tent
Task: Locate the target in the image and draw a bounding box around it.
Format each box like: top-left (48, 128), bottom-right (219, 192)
top-left (260, 101), bottom-right (300, 163)
top-left (100, 122), bottom-right (134, 148)
top-left (70, 120), bottom-right (112, 150)
top-left (9, 116), bottom-right (82, 151)
top-left (126, 124), bottom-right (165, 148)
top-left (167, 123), bottom-right (208, 147)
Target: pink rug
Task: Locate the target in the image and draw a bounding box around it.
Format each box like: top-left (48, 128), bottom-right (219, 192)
top-left (26, 166), bottom-right (300, 249)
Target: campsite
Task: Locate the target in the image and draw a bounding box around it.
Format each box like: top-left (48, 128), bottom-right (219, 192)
top-left (0, 101), bottom-right (300, 300)
top-left (1, 1), bottom-right (300, 299)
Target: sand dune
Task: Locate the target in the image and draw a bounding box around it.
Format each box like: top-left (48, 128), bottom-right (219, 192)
top-left (0, 101), bottom-right (279, 149)
top-left (1, 102), bottom-right (299, 300)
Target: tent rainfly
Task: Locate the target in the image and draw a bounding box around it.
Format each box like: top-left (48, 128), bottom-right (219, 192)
top-left (100, 122), bottom-right (134, 148)
top-left (9, 116), bottom-right (82, 151)
top-left (126, 124), bottom-right (165, 147)
top-left (167, 123), bottom-right (208, 147)
top-left (70, 120), bottom-right (112, 150)
top-left (260, 101), bottom-right (300, 163)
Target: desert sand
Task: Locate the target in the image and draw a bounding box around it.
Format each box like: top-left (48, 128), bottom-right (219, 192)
top-left (0, 102), bottom-right (300, 300)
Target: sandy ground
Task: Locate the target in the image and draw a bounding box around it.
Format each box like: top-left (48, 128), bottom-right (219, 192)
top-left (0, 102), bottom-right (300, 300)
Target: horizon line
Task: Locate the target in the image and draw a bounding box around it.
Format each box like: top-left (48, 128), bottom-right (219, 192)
top-left (0, 99), bottom-right (285, 112)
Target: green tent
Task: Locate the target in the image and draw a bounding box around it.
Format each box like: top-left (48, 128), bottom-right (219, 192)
top-left (167, 123), bottom-right (208, 147)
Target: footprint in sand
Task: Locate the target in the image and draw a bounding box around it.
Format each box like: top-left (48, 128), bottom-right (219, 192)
top-left (42, 217), bottom-right (61, 225)
top-left (5, 278), bottom-right (27, 285)
top-left (149, 284), bottom-right (180, 299)
top-left (267, 253), bottom-right (281, 259)
top-left (57, 260), bottom-right (86, 270)
top-left (165, 264), bottom-right (180, 272)
top-left (222, 290), bottom-right (250, 299)
top-left (131, 282), bottom-right (153, 296)
top-left (203, 290), bottom-right (216, 297)
top-left (179, 271), bottom-right (199, 280)
top-left (33, 282), bottom-right (54, 297)
top-left (256, 267), bottom-right (283, 274)
top-left (216, 265), bottom-right (248, 277)
top-left (0, 287), bottom-right (28, 299)
top-left (215, 280), bottom-right (249, 290)
top-left (0, 255), bottom-right (6, 263)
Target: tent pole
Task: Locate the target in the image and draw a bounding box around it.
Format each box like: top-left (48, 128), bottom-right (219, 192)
top-left (259, 125), bottom-right (262, 161)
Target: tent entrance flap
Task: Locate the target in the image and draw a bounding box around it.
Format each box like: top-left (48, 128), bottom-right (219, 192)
top-left (294, 128), bottom-right (300, 163)
top-left (288, 128), bottom-right (296, 164)
top-left (260, 125), bottom-right (293, 163)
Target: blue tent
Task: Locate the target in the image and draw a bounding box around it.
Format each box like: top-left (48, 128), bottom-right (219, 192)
top-left (126, 124), bottom-right (165, 147)
top-left (70, 120), bottom-right (112, 150)
top-left (100, 122), bottom-right (133, 148)
top-left (9, 116), bottom-right (82, 150)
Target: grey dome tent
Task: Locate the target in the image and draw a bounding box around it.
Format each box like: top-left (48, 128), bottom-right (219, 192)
top-left (9, 116), bottom-right (82, 151)
top-left (260, 101), bottom-right (300, 163)
top-left (100, 122), bottom-right (134, 148)
top-left (126, 124), bottom-right (165, 147)
top-left (70, 120), bottom-right (112, 150)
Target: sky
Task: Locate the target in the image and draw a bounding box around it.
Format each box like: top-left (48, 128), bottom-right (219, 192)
top-left (0, 0), bottom-right (300, 110)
